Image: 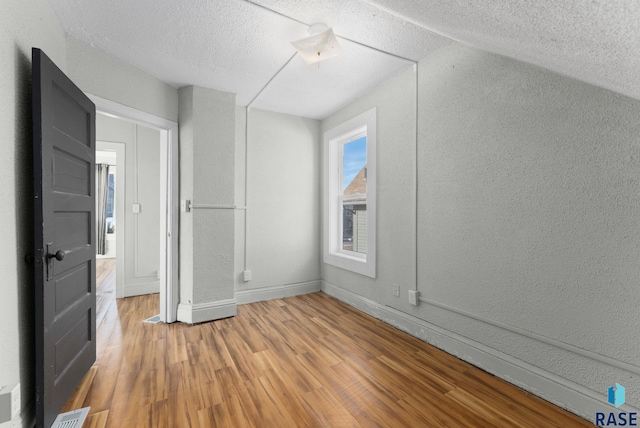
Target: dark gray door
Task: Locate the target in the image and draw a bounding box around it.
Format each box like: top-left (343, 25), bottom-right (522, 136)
top-left (32, 48), bottom-right (96, 428)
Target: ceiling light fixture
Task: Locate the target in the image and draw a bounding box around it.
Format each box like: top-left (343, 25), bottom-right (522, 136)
top-left (291, 23), bottom-right (343, 65)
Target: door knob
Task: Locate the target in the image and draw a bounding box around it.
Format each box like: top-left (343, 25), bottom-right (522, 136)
top-left (45, 243), bottom-right (65, 280)
top-left (48, 250), bottom-right (65, 261)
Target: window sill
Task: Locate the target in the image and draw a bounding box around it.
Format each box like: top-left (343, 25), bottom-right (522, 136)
top-left (324, 252), bottom-right (375, 278)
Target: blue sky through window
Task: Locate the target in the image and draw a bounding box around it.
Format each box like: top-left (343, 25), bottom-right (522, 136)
top-left (343, 136), bottom-right (366, 190)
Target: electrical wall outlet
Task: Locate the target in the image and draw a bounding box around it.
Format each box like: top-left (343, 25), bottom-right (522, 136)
top-left (393, 284), bottom-right (400, 297)
top-left (243, 270), bottom-right (252, 282)
top-left (408, 290), bottom-right (420, 306)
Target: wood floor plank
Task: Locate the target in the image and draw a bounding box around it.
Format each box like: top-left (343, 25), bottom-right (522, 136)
top-left (81, 345), bottom-right (123, 413)
top-left (258, 368), bottom-right (324, 428)
top-left (301, 386), bottom-right (361, 427)
top-left (61, 365), bottom-right (97, 411)
top-left (214, 366), bottom-right (260, 426)
top-left (84, 410), bottom-right (109, 428)
top-left (61, 260), bottom-right (594, 427)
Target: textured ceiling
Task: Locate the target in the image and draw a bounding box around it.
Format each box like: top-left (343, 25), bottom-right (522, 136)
top-left (366, 0), bottom-right (640, 102)
top-left (46, 0), bottom-right (640, 119)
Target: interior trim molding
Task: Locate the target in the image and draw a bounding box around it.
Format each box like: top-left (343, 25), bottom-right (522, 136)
top-left (320, 280), bottom-right (637, 422)
top-left (123, 281), bottom-right (160, 298)
top-left (177, 299), bottom-right (237, 324)
top-left (13, 400), bottom-right (33, 428)
top-left (87, 94), bottom-right (177, 129)
top-left (418, 296), bottom-right (640, 375)
top-left (235, 280), bottom-right (321, 305)
top-left (89, 93), bottom-right (180, 323)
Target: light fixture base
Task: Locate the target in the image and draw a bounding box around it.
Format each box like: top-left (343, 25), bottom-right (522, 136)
top-left (291, 24), bottom-right (343, 65)
top-left (308, 23), bottom-right (328, 36)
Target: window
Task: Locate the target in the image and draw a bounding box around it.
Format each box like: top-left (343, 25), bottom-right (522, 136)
top-left (324, 108), bottom-right (376, 277)
top-left (106, 171), bottom-right (116, 234)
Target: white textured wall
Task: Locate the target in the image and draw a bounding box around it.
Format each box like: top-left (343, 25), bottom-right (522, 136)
top-left (234, 107), bottom-right (247, 289)
top-left (179, 86), bottom-right (236, 321)
top-left (179, 87), bottom-right (195, 305)
top-left (192, 87), bottom-right (236, 303)
top-left (97, 114), bottom-right (161, 296)
top-left (322, 42), bottom-right (640, 420)
top-left (66, 35), bottom-right (178, 122)
top-left (417, 43), bottom-right (640, 411)
top-left (321, 66), bottom-right (417, 307)
top-left (235, 109), bottom-right (321, 297)
top-left (1, 0), bottom-right (67, 422)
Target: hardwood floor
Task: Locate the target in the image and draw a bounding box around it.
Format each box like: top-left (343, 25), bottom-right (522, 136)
top-left (64, 260), bottom-right (593, 427)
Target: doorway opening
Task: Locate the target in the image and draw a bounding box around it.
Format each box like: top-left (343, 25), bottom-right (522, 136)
top-left (89, 94), bottom-right (179, 322)
top-left (96, 151), bottom-right (117, 259)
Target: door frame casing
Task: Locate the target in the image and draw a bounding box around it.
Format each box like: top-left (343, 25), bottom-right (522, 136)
top-left (88, 94), bottom-right (179, 323)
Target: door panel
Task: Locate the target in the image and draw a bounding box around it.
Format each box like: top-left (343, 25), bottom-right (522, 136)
top-left (52, 147), bottom-right (92, 195)
top-left (54, 263), bottom-right (91, 312)
top-left (33, 48), bottom-right (96, 428)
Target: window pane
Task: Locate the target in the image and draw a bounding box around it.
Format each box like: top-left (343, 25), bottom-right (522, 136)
top-left (343, 136), bottom-right (366, 194)
top-left (342, 136), bottom-right (367, 254)
top-left (342, 203), bottom-right (366, 253)
top-left (106, 172), bottom-right (115, 234)
top-left (342, 204), bottom-right (353, 251)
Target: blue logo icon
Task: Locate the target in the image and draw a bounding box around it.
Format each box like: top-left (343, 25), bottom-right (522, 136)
top-left (596, 384), bottom-right (635, 426)
top-left (608, 383), bottom-right (625, 408)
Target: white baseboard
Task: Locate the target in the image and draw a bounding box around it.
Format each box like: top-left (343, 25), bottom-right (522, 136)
top-left (235, 280), bottom-right (321, 305)
top-left (0, 416), bottom-right (27, 428)
top-left (124, 281), bottom-right (159, 297)
top-left (321, 280), bottom-right (627, 424)
top-left (176, 280), bottom-right (319, 324)
top-left (177, 298), bottom-right (237, 324)
top-left (0, 401), bottom-right (34, 428)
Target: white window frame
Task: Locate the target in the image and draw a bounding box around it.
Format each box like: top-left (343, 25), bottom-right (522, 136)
top-left (324, 108), bottom-right (376, 278)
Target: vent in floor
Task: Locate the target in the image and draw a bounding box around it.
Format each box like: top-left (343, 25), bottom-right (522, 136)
top-left (51, 407), bottom-right (90, 428)
top-left (143, 314), bottom-right (161, 324)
